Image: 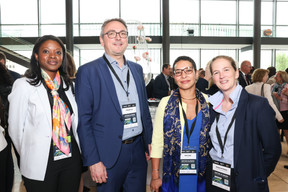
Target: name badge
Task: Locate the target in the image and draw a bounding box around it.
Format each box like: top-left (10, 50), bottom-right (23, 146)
top-left (180, 147), bottom-right (197, 174)
top-left (53, 135), bottom-right (72, 161)
top-left (122, 103), bottom-right (138, 129)
top-left (212, 160), bottom-right (231, 191)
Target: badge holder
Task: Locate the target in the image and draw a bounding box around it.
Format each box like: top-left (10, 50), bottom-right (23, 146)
top-left (180, 146), bottom-right (197, 174)
top-left (212, 160), bottom-right (231, 191)
top-left (53, 135), bottom-right (72, 161)
top-left (122, 103), bottom-right (138, 129)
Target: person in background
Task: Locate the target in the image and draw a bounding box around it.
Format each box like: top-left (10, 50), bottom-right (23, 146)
top-left (272, 71), bottom-right (288, 154)
top-left (146, 74), bottom-right (155, 99)
top-left (75, 18), bottom-right (153, 192)
top-left (0, 62), bottom-right (14, 192)
top-left (153, 64), bottom-right (172, 99)
top-left (206, 55), bottom-right (281, 192)
top-left (245, 68), bottom-right (284, 123)
top-left (0, 51), bottom-right (22, 80)
top-left (196, 61), bottom-right (219, 95)
top-left (150, 56), bottom-right (211, 192)
top-left (168, 67), bottom-right (178, 91)
top-left (198, 69), bottom-right (205, 79)
top-left (8, 35), bottom-right (82, 192)
top-left (238, 60), bottom-right (252, 87)
top-left (196, 68), bottom-right (208, 93)
top-left (0, 98), bottom-right (8, 192)
top-left (66, 52), bottom-right (77, 81)
top-left (267, 66), bottom-right (277, 85)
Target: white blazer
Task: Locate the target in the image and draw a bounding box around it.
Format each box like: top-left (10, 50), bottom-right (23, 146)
top-left (0, 125), bottom-right (7, 152)
top-left (245, 82), bottom-right (283, 122)
top-left (8, 77), bottom-right (80, 181)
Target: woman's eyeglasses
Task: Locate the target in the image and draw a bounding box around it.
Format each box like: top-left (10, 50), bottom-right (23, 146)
top-left (174, 67), bottom-right (193, 77)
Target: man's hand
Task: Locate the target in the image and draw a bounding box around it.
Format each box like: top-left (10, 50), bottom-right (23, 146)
top-left (89, 162), bottom-right (108, 184)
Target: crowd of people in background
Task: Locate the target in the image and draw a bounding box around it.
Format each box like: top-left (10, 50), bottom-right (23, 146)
top-left (1, 17), bottom-right (288, 192)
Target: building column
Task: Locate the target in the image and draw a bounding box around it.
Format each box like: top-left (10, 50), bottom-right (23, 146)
top-left (162, 0), bottom-right (170, 66)
top-left (66, 0), bottom-right (74, 55)
top-left (253, 0), bottom-right (261, 69)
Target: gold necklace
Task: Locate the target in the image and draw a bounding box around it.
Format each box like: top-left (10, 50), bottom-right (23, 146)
top-left (181, 96), bottom-right (196, 100)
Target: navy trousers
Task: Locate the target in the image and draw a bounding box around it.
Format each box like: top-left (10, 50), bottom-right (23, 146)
top-left (97, 136), bottom-right (148, 192)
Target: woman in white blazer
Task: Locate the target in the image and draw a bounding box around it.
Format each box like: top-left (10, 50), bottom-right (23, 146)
top-left (245, 68), bottom-right (284, 123)
top-left (8, 35), bottom-right (82, 192)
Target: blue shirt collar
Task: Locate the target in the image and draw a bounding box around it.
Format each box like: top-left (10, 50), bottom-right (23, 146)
top-left (208, 84), bottom-right (243, 113)
top-left (104, 53), bottom-right (127, 68)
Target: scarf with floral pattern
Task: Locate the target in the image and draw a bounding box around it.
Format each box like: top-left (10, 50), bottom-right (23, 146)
top-left (42, 69), bottom-right (71, 155)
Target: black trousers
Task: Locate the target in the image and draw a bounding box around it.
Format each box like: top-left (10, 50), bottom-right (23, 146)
top-left (0, 145), bottom-right (8, 192)
top-left (23, 138), bottom-right (82, 192)
top-left (206, 155), bottom-right (237, 192)
top-left (1, 135), bottom-right (14, 192)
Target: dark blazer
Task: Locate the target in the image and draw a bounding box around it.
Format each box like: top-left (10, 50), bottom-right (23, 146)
top-left (238, 71), bottom-right (251, 88)
top-left (75, 56), bottom-right (153, 168)
top-left (153, 73), bottom-right (169, 99)
top-left (210, 89), bottom-right (281, 192)
top-left (196, 78), bottom-right (209, 93)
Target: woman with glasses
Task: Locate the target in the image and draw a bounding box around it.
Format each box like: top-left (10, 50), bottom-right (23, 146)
top-left (206, 55), bottom-right (281, 192)
top-left (150, 56), bottom-right (211, 192)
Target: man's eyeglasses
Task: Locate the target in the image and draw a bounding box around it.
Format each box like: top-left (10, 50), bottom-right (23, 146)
top-left (174, 66), bottom-right (194, 77)
top-left (104, 30), bottom-right (128, 39)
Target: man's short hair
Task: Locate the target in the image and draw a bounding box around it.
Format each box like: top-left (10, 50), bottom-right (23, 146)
top-left (100, 18), bottom-right (128, 37)
top-left (0, 51), bottom-right (7, 64)
top-left (162, 64), bottom-right (170, 71)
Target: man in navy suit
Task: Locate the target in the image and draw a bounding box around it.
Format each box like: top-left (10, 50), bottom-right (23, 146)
top-left (75, 18), bottom-right (153, 192)
top-left (153, 64), bottom-right (171, 99)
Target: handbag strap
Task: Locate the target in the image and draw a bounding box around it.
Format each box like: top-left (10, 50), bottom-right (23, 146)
top-left (261, 84), bottom-right (264, 97)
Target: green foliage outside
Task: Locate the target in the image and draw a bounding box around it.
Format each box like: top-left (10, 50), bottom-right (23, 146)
top-left (276, 53), bottom-right (288, 71)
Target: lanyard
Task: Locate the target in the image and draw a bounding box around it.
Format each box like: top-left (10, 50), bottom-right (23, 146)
top-left (103, 55), bottom-right (130, 98)
top-left (215, 111), bottom-right (236, 157)
top-left (179, 96), bottom-right (199, 146)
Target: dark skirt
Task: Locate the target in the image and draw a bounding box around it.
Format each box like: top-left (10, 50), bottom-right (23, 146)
top-left (277, 110), bottom-right (288, 130)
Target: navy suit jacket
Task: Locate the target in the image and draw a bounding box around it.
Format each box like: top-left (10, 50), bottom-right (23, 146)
top-left (153, 73), bottom-right (169, 99)
top-left (210, 89), bottom-right (281, 192)
top-left (238, 71), bottom-right (251, 88)
top-left (75, 56), bottom-right (153, 168)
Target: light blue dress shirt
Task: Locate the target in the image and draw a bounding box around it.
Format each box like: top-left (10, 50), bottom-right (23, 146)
top-left (208, 84), bottom-right (243, 168)
top-left (105, 53), bottom-right (143, 140)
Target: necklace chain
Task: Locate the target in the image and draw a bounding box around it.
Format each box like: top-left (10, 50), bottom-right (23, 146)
top-left (181, 96), bottom-right (196, 100)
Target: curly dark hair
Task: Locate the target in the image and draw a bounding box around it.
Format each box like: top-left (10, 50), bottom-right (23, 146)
top-left (26, 35), bottom-right (72, 90)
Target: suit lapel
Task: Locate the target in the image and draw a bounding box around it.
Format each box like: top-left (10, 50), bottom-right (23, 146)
top-left (37, 84), bottom-right (52, 129)
top-left (233, 90), bottom-right (248, 167)
top-left (99, 59), bottom-right (122, 115)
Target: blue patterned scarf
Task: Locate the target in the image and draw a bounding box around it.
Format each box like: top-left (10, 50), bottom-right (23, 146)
top-left (162, 88), bottom-right (211, 192)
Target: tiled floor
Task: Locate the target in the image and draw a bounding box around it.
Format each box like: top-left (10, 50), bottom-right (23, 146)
top-left (11, 142), bottom-right (288, 192)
